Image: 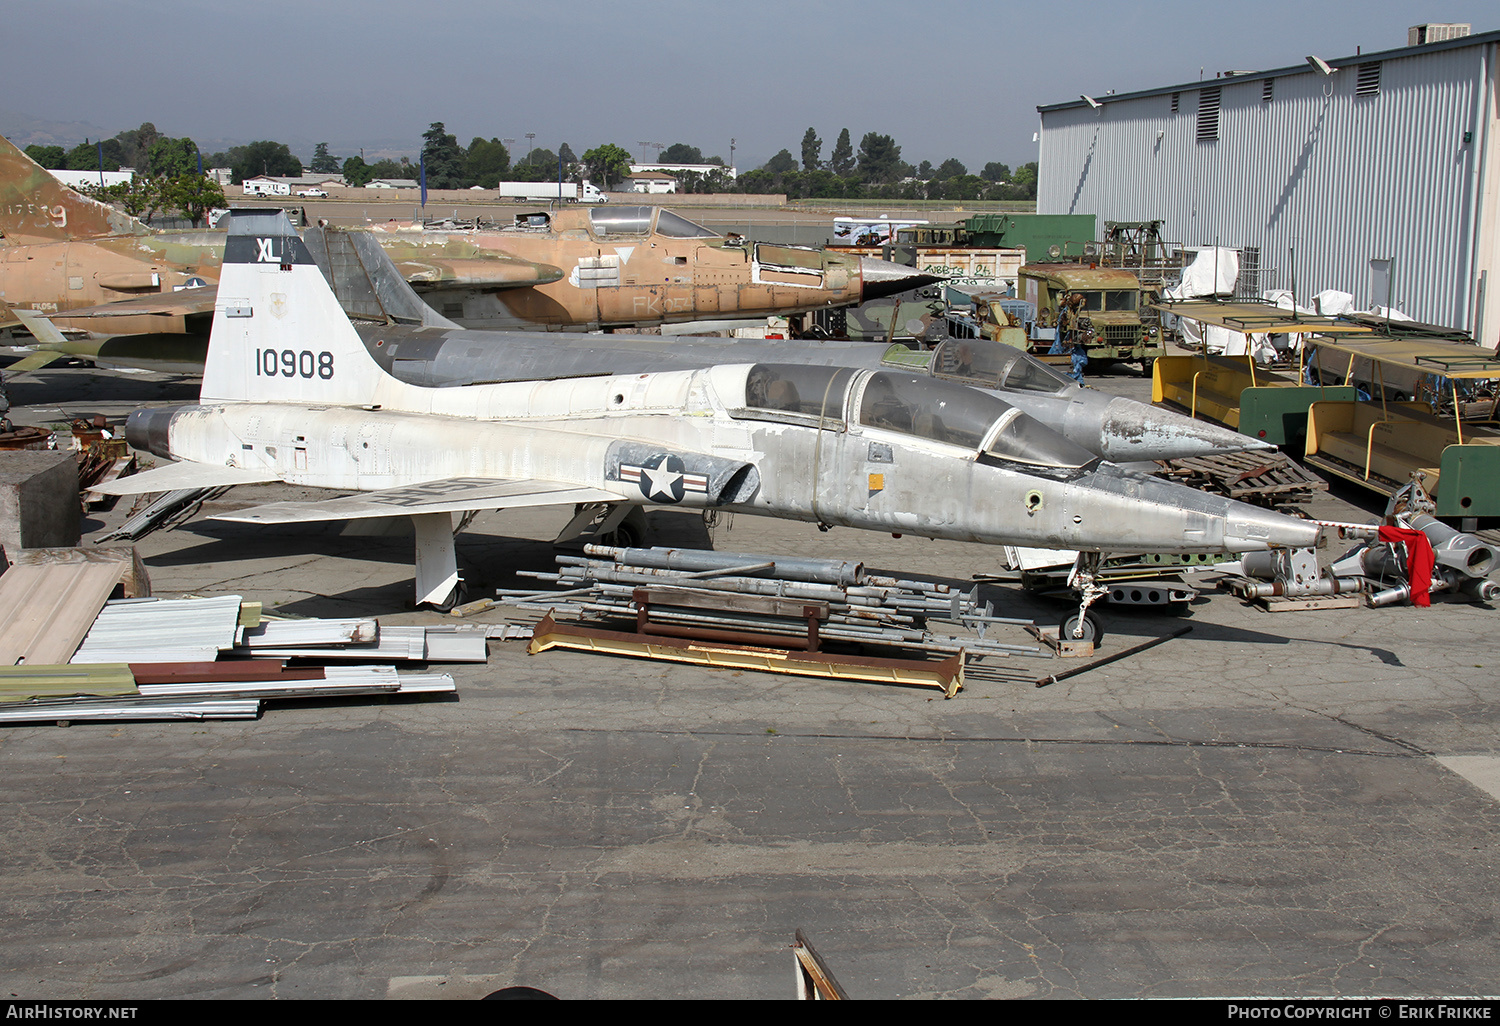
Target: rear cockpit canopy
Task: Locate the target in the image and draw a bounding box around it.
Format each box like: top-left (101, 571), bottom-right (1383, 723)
top-left (589, 206), bottom-right (719, 240)
top-left (727, 364), bottom-right (1094, 468)
top-left (929, 339), bottom-right (1075, 396)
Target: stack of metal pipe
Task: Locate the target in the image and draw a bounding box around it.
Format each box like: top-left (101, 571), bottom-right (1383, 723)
top-left (497, 545), bottom-right (1042, 660)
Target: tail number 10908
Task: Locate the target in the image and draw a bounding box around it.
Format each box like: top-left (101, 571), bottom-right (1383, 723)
top-left (255, 349), bottom-right (335, 379)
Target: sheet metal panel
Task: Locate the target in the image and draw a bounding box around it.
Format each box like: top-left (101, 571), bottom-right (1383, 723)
top-left (72, 595), bottom-right (244, 663)
top-left (0, 561), bottom-right (130, 666)
top-left (1038, 42), bottom-right (1497, 331)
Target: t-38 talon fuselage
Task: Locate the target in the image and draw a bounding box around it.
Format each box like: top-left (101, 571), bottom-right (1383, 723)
top-left (103, 211), bottom-right (1320, 607)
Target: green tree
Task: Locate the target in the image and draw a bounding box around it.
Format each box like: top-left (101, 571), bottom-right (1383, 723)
top-left (146, 137), bottom-right (200, 179)
top-left (310, 142), bottom-right (340, 174)
top-left (364, 157), bottom-right (415, 182)
top-left (856, 132), bottom-right (902, 182)
top-left (85, 176), bottom-right (162, 219)
top-left (829, 129), bottom-right (854, 176)
top-left (342, 155), bottom-right (373, 187)
top-left (981, 161), bottom-right (1010, 183)
top-left (159, 174), bottom-right (228, 226)
top-left (65, 140), bottom-right (120, 173)
top-left (520, 147), bottom-right (557, 171)
top-left (917, 160), bottom-right (933, 178)
top-left (763, 149), bottom-right (797, 174)
top-left (936, 157), bottom-right (967, 179)
top-left (23, 145), bottom-right (65, 168)
top-left (661, 142), bottom-right (702, 164)
top-left (421, 122), bottom-right (467, 189)
top-left (558, 142), bottom-right (577, 164)
top-left (800, 127), bottom-right (822, 171)
top-left (231, 141), bottom-right (302, 184)
top-left (112, 123), bottom-right (158, 170)
top-left (1013, 162), bottom-right (1037, 190)
top-left (464, 137), bottom-right (510, 188)
top-left (581, 144), bottom-right (632, 190)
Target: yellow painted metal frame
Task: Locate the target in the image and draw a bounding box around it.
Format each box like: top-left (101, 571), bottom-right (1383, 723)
top-left (528, 613), bottom-right (966, 697)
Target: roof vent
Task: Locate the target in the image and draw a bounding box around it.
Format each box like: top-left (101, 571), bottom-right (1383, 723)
top-left (1408, 23), bottom-right (1470, 46)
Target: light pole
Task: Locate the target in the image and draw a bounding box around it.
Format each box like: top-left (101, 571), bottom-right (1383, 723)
top-left (525, 133), bottom-right (536, 165)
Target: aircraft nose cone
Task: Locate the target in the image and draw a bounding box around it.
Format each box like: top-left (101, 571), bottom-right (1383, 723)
top-left (1099, 395), bottom-right (1277, 462)
top-left (1221, 501), bottom-right (1324, 552)
top-left (859, 257), bottom-right (944, 303)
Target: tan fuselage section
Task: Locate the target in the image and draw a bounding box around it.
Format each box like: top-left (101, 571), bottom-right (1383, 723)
top-left (372, 207), bottom-right (865, 331)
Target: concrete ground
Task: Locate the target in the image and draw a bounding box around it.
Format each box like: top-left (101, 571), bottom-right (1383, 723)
top-left (2, 363), bottom-right (1498, 1000)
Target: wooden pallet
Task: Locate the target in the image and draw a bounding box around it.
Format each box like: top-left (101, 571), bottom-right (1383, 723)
top-left (1156, 450), bottom-right (1327, 505)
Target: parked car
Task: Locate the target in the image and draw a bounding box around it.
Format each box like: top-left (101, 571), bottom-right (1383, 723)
top-left (296, 188), bottom-right (329, 198)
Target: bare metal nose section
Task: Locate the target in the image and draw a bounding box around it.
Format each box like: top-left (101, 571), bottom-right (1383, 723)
top-left (858, 257), bottom-right (944, 303)
top-left (1058, 462), bottom-right (1323, 553)
top-left (1095, 394), bottom-right (1277, 462)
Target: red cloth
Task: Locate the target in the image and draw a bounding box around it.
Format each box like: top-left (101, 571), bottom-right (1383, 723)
top-left (1378, 526), bottom-right (1437, 607)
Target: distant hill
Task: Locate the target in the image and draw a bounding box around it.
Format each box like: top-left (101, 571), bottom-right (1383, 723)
top-left (0, 108), bottom-right (419, 164)
top-left (0, 108), bottom-right (109, 149)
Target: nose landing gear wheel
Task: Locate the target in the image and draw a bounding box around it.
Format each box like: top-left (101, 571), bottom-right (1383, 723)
top-left (1059, 611), bottom-right (1102, 644)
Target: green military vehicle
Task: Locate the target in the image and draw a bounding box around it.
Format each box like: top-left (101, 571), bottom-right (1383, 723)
top-left (1018, 263), bottom-right (1165, 371)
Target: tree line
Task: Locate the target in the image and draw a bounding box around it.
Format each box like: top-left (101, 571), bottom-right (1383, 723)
top-left (24, 122), bottom-right (228, 226)
top-left (725, 128), bottom-right (1036, 201)
top-left (24, 120), bottom-right (1037, 210)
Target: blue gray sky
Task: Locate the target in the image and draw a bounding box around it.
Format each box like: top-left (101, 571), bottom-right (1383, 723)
top-left (4, 0), bottom-right (1495, 173)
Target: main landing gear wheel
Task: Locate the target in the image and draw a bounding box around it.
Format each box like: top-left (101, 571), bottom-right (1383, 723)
top-left (601, 506), bottom-right (649, 548)
top-left (1059, 611), bottom-right (1103, 644)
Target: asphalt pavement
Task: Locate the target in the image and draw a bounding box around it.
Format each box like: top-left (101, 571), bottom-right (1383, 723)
top-left (2, 362), bottom-right (1498, 1000)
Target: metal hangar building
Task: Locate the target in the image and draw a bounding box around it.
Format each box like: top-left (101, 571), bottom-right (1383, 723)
top-left (1035, 25), bottom-right (1500, 346)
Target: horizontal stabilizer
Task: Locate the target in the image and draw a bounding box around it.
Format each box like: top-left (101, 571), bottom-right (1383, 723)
top-left (92, 462), bottom-right (282, 496)
top-left (213, 477), bottom-right (627, 524)
top-left (5, 350), bottom-right (64, 373)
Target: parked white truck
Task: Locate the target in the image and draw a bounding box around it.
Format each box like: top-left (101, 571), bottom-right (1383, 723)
top-left (495, 180), bottom-right (607, 203)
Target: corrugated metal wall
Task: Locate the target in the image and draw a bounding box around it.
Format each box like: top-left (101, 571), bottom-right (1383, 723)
top-left (1038, 42), bottom-right (1497, 335)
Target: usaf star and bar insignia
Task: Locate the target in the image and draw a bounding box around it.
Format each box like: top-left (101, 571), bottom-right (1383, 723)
top-left (616, 453), bottom-right (709, 504)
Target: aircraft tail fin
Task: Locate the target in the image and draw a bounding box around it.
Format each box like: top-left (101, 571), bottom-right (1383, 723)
top-left (200, 210), bottom-right (386, 405)
top-left (0, 134), bottom-right (150, 241)
top-left (304, 225), bottom-right (459, 328)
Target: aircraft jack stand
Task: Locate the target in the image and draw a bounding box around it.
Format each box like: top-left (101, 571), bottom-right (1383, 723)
top-left (1026, 623), bottom-right (1096, 659)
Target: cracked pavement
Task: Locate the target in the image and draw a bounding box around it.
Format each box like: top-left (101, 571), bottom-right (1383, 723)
top-left (2, 365), bottom-right (1498, 999)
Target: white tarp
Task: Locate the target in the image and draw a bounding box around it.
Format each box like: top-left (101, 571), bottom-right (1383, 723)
top-left (1313, 289), bottom-right (1355, 316)
top-left (1164, 247), bottom-right (1239, 300)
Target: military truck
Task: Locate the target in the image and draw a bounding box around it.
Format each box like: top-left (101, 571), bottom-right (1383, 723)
top-left (1018, 263), bottom-right (1165, 371)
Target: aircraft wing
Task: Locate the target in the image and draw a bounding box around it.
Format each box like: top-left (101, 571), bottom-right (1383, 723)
top-left (51, 284), bottom-right (219, 321)
top-left (212, 476), bottom-right (627, 524)
top-left (91, 461), bottom-right (284, 495)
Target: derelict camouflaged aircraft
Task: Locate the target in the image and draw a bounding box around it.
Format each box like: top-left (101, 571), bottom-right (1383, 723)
top-left (2, 133), bottom-right (933, 353)
top-left (100, 211), bottom-right (1320, 618)
top-left (365, 205), bottom-right (939, 332)
top-left (306, 223), bottom-right (1272, 464)
top-left (0, 133), bottom-right (222, 348)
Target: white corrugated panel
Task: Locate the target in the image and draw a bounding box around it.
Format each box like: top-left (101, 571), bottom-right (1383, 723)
top-left (238, 618), bottom-right (379, 648)
top-left (72, 596), bottom-right (244, 663)
top-left (1038, 40), bottom-right (1497, 331)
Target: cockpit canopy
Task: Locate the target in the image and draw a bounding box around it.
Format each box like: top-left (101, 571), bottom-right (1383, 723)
top-left (928, 338), bottom-right (1076, 396)
top-left (732, 364), bottom-right (1094, 468)
top-left (589, 206), bottom-right (719, 240)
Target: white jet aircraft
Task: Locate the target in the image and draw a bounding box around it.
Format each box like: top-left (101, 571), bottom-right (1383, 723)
top-left (103, 211), bottom-right (1320, 620)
